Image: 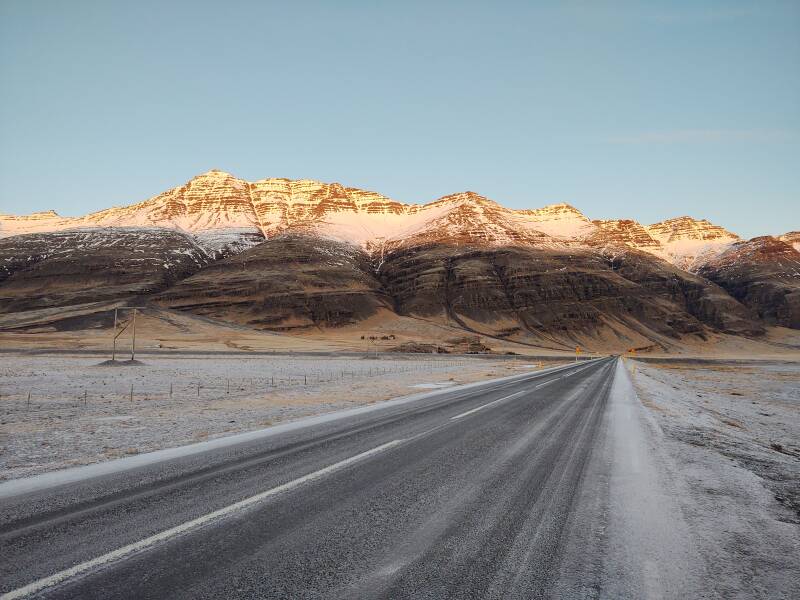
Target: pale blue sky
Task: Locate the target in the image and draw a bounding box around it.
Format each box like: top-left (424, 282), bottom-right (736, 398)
top-left (1, 0), bottom-right (798, 237)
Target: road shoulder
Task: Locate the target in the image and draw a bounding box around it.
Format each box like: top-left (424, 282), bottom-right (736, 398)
top-left (628, 359), bottom-right (800, 599)
top-left (553, 358), bottom-right (705, 598)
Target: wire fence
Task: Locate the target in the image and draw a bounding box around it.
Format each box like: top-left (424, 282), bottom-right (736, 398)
top-left (1, 359), bottom-right (476, 418)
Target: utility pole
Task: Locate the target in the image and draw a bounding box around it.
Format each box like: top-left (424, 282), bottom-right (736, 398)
top-left (110, 306), bottom-right (145, 362)
top-left (112, 309), bottom-right (118, 361)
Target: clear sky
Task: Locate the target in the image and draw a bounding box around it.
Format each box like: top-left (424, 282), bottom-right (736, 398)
top-left (1, 0), bottom-right (798, 237)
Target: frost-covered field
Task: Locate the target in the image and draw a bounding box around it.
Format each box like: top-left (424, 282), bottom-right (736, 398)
top-left (0, 353), bottom-right (532, 480)
top-left (630, 359), bottom-right (800, 596)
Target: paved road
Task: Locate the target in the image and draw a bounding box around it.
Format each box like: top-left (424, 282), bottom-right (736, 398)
top-left (1, 357), bottom-right (688, 599)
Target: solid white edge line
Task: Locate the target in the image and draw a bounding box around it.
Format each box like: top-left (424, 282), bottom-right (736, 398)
top-left (0, 439), bottom-right (405, 600)
top-left (450, 391), bottom-right (526, 421)
top-left (0, 359), bottom-right (601, 500)
top-left (3, 359), bottom-right (607, 596)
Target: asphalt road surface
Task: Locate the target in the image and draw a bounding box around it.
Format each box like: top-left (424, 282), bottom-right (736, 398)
top-left (1, 357), bottom-right (699, 599)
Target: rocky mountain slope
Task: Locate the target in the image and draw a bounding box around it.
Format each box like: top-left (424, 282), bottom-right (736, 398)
top-left (377, 242), bottom-right (761, 349)
top-left (154, 235), bottom-right (391, 330)
top-left (779, 231), bottom-right (800, 252)
top-left (0, 169), bottom-right (794, 348)
top-left (645, 216), bottom-right (740, 268)
top-left (695, 237), bottom-right (800, 329)
top-left (590, 220), bottom-right (664, 255)
top-left (0, 228), bottom-right (210, 315)
top-left (149, 234), bottom-right (762, 350)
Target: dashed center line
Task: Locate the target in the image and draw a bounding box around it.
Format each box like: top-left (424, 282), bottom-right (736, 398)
top-left (451, 370), bottom-right (580, 421)
top-left (3, 362), bottom-right (600, 599)
top-left (450, 391), bottom-right (526, 420)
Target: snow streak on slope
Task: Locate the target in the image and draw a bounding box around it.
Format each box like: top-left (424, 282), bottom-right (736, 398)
top-left (0, 227), bottom-right (210, 283)
top-left (0, 211), bottom-right (75, 237)
top-left (513, 203), bottom-right (597, 238)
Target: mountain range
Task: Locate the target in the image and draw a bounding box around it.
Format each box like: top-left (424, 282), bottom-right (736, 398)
top-left (1, 169), bottom-right (798, 351)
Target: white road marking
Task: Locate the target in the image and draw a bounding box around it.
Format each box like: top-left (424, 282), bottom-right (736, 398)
top-left (563, 364), bottom-right (592, 378)
top-left (0, 439), bottom-right (405, 600)
top-left (3, 361), bottom-right (602, 598)
top-left (0, 362), bottom-right (581, 501)
top-left (450, 391), bottom-right (526, 420)
top-left (450, 368), bottom-right (577, 421)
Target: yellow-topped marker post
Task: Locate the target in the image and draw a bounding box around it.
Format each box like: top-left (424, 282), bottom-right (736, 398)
top-left (626, 348), bottom-right (637, 367)
top-left (575, 346), bottom-right (582, 362)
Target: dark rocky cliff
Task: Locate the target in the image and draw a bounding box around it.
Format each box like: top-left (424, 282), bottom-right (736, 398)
top-left (0, 229), bottom-right (209, 313)
top-left (378, 243), bottom-right (762, 346)
top-left (154, 235), bottom-right (391, 330)
top-left (0, 230), bottom-right (776, 348)
top-left (696, 237), bottom-right (800, 329)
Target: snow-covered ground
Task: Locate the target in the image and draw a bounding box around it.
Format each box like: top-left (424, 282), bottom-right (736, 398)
top-left (629, 358), bottom-right (800, 598)
top-left (0, 353), bottom-right (530, 481)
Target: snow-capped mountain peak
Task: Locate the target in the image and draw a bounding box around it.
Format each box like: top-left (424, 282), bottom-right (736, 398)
top-left (513, 203), bottom-right (596, 239)
top-left (640, 216), bottom-right (740, 268)
top-left (1, 170), bottom-right (775, 270)
top-left (591, 219), bottom-right (664, 254)
top-left (646, 216), bottom-right (739, 244)
top-left (778, 231), bottom-right (800, 252)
